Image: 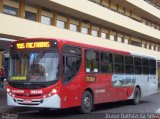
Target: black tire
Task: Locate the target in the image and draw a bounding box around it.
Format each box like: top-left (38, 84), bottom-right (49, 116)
top-left (79, 91), bottom-right (93, 113)
top-left (131, 87), bottom-right (141, 105)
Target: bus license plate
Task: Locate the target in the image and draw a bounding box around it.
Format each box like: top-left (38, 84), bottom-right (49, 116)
top-left (23, 100), bottom-right (32, 104)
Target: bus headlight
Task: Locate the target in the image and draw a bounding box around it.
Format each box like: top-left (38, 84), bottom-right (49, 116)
top-left (7, 88), bottom-right (10, 93)
top-left (48, 88), bottom-right (58, 97)
top-left (52, 89), bottom-right (57, 94)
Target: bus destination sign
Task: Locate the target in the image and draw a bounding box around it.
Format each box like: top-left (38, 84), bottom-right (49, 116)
top-left (16, 41), bottom-right (50, 49)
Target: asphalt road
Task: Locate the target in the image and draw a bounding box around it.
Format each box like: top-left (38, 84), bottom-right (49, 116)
top-left (1, 92), bottom-right (160, 119)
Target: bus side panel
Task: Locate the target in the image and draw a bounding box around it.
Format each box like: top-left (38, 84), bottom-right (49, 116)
top-left (87, 74), bottom-right (134, 104)
top-left (94, 74), bottom-right (112, 103)
top-left (60, 73), bottom-right (86, 109)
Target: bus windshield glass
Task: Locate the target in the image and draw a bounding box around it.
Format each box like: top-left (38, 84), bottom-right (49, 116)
top-left (9, 51), bottom-right (59, 82)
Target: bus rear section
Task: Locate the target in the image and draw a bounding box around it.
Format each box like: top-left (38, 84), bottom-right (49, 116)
top-left (6, 38), bottom-right (158, 113)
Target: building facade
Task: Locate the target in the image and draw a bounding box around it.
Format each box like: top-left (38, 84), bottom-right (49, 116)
top-left (0, 0), bottom-right (160, 78)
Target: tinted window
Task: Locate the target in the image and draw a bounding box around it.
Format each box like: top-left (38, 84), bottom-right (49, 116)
top-left (115, 64), bottom-right (124, 73)
top-left (85, 50), bottom-right (99, 73)
top-left (62, 46), bottom-right (81, 84)
top-left (142, 58), bottom-right (149, 74)
top-left (114, 54), bottom-right (124, 64)
top-left (149, 59), bottom-right (156, 67)
top-left (101, 53), bottom-right (112, 63)
top-left (125, 56), bottom-right (133, 74)
top-left (143, 67), bottom-right (149, 74)
top-left (125, 65), bottom-right (133, 74)
top-left (134, 66), bottom-right (142, 74)
top-left (3, 5), bottom-right (18, 16)
top-left (150, 67), bottom-right (156, 74)
top-left (25, 11), bottom-right (37, 21)
top-left (125, 56), bottom-right (133, 65)
top-left (134, 57), bottom-right (141, 65)
top-left (149, 59), bottom-right (156, 74)
top-left (142, 58), bottom-right (149, 66)
top-left (114, 54), bottom-right (124, 73)
top-left (134, 57), bottom-right (142, 74)
top-left (101, 52), bottom-right (113, 73)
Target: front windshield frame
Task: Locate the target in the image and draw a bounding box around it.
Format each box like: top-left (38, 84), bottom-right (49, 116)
top-left (9, 50), bottom-right (60, 83)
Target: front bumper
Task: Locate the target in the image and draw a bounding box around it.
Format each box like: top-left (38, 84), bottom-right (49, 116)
top-left (7, 94), bottom-right (60, 108)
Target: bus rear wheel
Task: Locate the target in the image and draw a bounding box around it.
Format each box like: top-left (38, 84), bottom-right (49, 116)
top-left (79, 91), bottom-right (93, 113)
top-left (131, 87), bottom-right (141, 105)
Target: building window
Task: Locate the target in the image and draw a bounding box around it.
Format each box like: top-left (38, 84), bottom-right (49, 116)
top-left (142, 43), bottom-right (146, 48)
top-left (131, 41), bottom-right (141, 47)
top-left (69, 24), bottom-right (78, 32)
top-left (91, 30), bottom-right (98, 37)
top-left (117, 37), bottom-right (122, 43)
top-left (110, 35), bottom-right (115, 41)
top-left (41, 16), bottom-right (51, 25)
top-left (3, 5), bottom-right (18, 16)
top-left (151, 45), bottom-right (154, 50)
top-left (146, 44), bottom-right (150, 49)
top-left (124, 38), bottom-right (129, 44)
top-left (81, 27), bottom-right (88, 34)
top-left (101, 32), bottom-right (107, 39)
top-left (25, 11), bottom-right (37, 21)
top-left (56, 20), bottom-right (65, 29)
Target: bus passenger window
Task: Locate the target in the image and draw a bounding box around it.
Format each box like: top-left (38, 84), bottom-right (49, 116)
top-left (125, 56), bottom-right (133, 74)
top-left (114, 54), bottom-right (124, 73)
top-left (142, 58), bottom-right (149, 74)
top-left (149, 59), bottom-right (156, 74)
top-left (85, 50), bottom-right (99, 73)
top-left (101, 52), bottom-right (113, 73)
top-left (62, 46), bottom-right (82, 84)
top-left (134, 57), bottom-right (142, 74)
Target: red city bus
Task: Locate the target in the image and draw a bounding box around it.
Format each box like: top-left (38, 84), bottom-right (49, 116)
top-left (7, 38), bottom-right (158, 113)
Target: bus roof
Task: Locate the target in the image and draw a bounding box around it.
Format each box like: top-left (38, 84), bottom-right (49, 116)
top-left (15, 38), bottom-right (157, 59)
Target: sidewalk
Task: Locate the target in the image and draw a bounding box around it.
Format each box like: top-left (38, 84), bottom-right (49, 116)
top-left (158, 80), bottom-right (160, 92)
top-left (0, 87), bottom-right (30, 113)
top-left (0, 87), bottom-right (12, 113)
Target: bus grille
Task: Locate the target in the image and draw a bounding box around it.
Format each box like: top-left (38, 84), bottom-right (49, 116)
top-left (14, 98), bottom-right (43, 105)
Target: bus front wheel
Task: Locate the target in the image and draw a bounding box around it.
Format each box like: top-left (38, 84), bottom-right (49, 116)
top-left (131, 87), bottom-right (141, 105)
top-left (79, 91), bottom-right (93, 113)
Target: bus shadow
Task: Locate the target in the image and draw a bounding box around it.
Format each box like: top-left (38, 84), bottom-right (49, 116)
top-left (94, 100), bottom-right (150, 112)
top-left (18, 107), bottom-right (86, 119)
top-left (18, 100), bottom-right (151, 118)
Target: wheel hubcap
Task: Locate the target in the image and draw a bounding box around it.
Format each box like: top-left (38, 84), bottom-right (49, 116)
top-left (84, 97), bottom-right (91, 108)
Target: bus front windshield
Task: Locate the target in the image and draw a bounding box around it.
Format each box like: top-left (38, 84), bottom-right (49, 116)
top-left (9, 51), bottom-right (59, 82)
